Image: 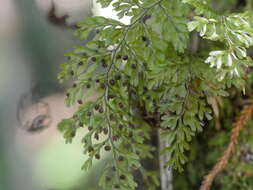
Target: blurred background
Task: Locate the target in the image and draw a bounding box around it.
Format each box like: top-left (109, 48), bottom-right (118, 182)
top-left (0, 0), bottom-right (110, 189)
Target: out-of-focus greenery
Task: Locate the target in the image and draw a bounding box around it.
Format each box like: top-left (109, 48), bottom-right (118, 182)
top-left (35, 132), bottom-right (108, 190)
top-left (0, 1), bottom-right (104, 190)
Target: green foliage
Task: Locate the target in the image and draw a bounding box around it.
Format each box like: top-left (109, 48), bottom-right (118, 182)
top-left (58, 0), bottom-right (253, 189)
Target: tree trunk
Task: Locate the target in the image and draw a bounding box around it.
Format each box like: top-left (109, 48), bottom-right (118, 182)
top-left (158, 129), bottom-right (173, 190)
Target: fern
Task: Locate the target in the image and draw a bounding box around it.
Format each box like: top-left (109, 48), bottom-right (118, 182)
top-left (58, 0), bottom-right (253, 189)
